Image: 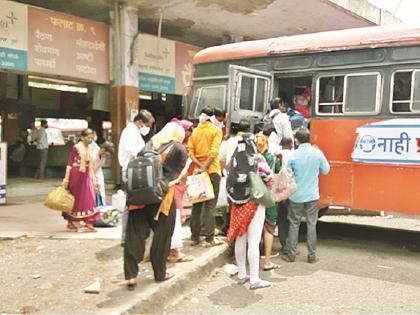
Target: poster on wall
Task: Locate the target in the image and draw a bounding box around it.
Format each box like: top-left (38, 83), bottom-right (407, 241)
top-left (0, 0), bottom-right (28, 71)
top-left (27, 6), bottom-right (109, 84)
top-left (137, 34), bottom-right (200, 95)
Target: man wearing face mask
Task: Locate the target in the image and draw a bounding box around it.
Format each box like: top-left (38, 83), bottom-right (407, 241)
top-left (118, 110), bottom-right (155, 246)
top-left (188, 106), bottom-right (223, 247)
top-left (213, 108), bottom-right (227, 136)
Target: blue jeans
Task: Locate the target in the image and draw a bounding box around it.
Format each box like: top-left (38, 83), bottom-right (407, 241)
top-left (285, 200), bottom-right (318, 260)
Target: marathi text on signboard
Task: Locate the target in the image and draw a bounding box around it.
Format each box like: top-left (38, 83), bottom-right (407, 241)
top-left (27, 6), bottom-right (109, 84)
top-left (0, 0), bottom-right (28, 70)
top-left (351, 119), bottom-right (420, 164)
top-left (137, 34), bottom-right (200, 95)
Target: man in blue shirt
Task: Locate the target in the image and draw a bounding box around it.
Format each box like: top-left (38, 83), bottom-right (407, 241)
top-left (282, 128), bottom-right (330, 263)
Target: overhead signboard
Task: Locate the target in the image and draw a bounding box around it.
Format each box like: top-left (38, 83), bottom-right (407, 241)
top-left (0, 0), bottom-right (28, 70)
top-left (137, 34), bottom-right (200, 95)
top-left (175, 42), bottom-right (199, 95)
top-left (27, 6), bottom-right (109, 84)
top-left (0, 1), bottom-right (109, 84)
top-left (137, 34), bottom-right (176, 94)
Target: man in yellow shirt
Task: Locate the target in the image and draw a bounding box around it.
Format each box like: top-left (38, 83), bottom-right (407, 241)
top-left (188, 106), bottom-right (223, 247)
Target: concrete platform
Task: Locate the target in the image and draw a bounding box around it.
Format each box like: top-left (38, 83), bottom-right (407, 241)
top-left (0, 194), bottom-right (230, 314)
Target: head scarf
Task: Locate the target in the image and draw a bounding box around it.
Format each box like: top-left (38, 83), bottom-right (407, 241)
top-left (171, 118), bottom-right (193, 133)
top-left (255, 133), bottom-right (268, 154)
top-left (151, 122), bottom-right (185, 149)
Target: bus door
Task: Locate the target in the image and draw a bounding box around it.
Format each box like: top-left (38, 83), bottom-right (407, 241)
top-left (228, 65), bottom-right (273, 126)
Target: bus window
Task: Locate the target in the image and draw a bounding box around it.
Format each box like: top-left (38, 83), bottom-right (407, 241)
top-left (411, 70), bottom-right (420, 111)
top-left (318, 76), bottom-right (344, 113)
top-left (239, 76), bottom-right (254, 111)
top-left (192, 85), bottom-right (226, 117)
top-left (392, 71), bottom-right (412, 112)
top-left (255, 78), bottom-right (266, 112)
top-left (317, 73), bottom-right (381, 115)
top-left (391, 70), bottom-right (420, 113)
top-left (237, 74), bottom-right (269, 113)
top-left (345, 73), bottom-right (381, 113)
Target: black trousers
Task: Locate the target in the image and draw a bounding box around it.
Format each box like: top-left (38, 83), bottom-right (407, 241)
top-left (277, 200), bottom-right (289, 248)
top-left (123, 200), bottom-right (176, 281)
top-left (190, 173), bottom-right (221, 242)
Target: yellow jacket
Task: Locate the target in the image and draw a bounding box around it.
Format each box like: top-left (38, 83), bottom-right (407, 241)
top-left (187, 121), bottom-right (222, 175)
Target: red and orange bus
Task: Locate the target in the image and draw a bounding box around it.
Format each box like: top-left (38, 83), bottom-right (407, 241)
top-left (184, 24), bottom-right (420, 215)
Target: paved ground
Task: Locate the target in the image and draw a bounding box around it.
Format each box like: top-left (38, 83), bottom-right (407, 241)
top-left (167, 224), bottom-right (420, 314)
top-left (0, 187), bottom-right (228, 315)
top-left (2, 177), bottom-right (420, 314)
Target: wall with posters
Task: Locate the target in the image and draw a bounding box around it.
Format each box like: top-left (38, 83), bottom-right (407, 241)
top-left (0, 0), bottom-right (109, 84)
top-left (136, 34), bottom-right (200, 95)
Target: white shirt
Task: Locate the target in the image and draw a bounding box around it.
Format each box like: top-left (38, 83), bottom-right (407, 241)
top-left (118, 122), bottom-right (145, 172)
top-left (219, 135), bottom-right (241, 165)
top-left (34, 127), bottom-right (49, 150)
top-left (268, 109), bottom-right (293, 154)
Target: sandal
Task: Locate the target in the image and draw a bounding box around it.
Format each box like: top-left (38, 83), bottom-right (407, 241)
top-left (168, 253), bottom-right (194, 263)
top-left (202, 239), bottom-right (224, 248)
top-left (250, 280), bottom-right (271, 290)
top-left (67, 222), bottom-right (78, 232)
top-left (190, 238), bottom-right (201, 246)
top-left (263, 263), bottom-right (280, 271)
top-left (237, 275), bottom-right (250, 285)
top-left (156, 272), bottom-right (174, 282)
top-left (85, 223), bottom-right (97, 233)
top-left (127, 279), bottom-right (137, 291)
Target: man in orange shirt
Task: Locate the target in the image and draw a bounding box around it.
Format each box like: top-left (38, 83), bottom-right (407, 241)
top-left (188, 106), bottom-right (223, 247)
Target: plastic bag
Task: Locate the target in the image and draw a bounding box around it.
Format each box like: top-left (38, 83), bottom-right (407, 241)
top-left (44, 186), bottom-right (74, 212)
top-left (94, 193), bottom-right (119, 227)
top-left (249, 171), bottom-right (275, 208)
top-left (186, 172), bottom-right (215, 204)
top-left (216, 177), bottom-right (228, 208)
top-left (94, 206), bottom-right (120, 227)
top-left (271, 168), bottom-right (297, 202)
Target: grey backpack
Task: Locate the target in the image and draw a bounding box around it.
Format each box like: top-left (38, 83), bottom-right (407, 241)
top-left (126, 142), bottom-right (173, 205)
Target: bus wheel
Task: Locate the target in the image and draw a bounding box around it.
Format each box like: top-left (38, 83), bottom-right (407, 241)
top-left (318, 207), bottom-right (329, 218)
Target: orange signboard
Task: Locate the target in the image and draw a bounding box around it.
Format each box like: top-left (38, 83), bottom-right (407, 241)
top-left (27, 6), bottom-right (109, 84)
top-left (175, 42), bottom-right (200, 95)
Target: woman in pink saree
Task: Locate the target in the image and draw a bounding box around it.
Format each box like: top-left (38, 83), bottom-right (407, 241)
top-left (62, 128), bottom-right (99, 232)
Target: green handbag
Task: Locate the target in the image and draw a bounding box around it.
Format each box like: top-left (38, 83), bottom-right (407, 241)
top-left (249, 171), bottom-right (275, 208)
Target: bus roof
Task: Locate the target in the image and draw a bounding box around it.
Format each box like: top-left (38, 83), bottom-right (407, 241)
top-left (193, 24), bottom-right (420, 65)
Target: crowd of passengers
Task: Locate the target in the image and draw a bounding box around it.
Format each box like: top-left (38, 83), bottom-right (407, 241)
top-left (58, 97), bottom-right (329, 291)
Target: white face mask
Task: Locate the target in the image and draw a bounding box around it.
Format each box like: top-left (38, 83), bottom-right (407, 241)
top-left (199, 113), bottom-right (212, 124)
top-left (139, 125), bottom-right (150, 136)
top-left (214, 120), bottom-right (225, 129)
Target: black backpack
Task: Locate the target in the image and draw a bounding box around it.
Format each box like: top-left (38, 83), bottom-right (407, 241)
top-left (126, 142), bottom-right (173, 205)
top-left (261, 111), bottom-right (280, 134)
top-left (226, 133), bottom-right (257, 204)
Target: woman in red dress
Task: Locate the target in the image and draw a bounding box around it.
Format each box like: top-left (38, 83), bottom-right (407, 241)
top-left (62, 129), bottom-right (99, 232)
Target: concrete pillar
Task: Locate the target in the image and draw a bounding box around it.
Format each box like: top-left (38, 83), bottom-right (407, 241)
top-left (110, 2), bottom-right (139, 185)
